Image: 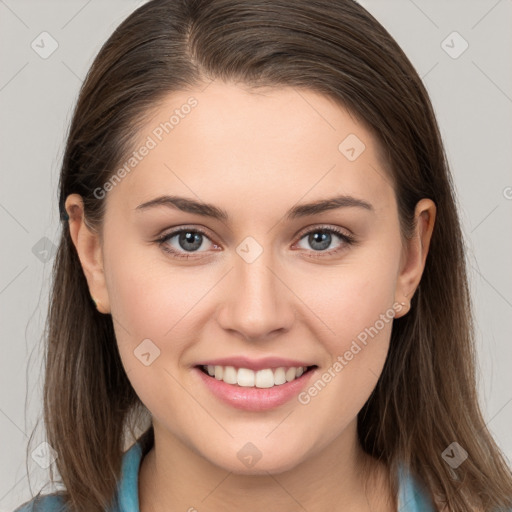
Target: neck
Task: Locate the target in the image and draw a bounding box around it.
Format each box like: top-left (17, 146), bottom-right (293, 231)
top-left (138, 420), bottom-right (396, 512)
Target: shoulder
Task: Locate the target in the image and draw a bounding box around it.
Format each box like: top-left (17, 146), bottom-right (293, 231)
top-left (12, 493), bottom-right (68, 512)
top-left (13, 431), bottom-right (152, 512)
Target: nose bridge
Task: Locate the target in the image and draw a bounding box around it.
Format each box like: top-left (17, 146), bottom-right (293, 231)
top-left (216, 236), bottom-right (295, 339)
top-left (238, 248), bottom-right (278, 304)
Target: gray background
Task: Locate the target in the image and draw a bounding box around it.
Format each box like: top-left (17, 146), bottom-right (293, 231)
top-left (0, 0), bottom-right (511, 510)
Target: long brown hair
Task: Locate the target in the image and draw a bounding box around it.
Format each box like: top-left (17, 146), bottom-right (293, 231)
top-left (22, 0), bottom-right (512, 510)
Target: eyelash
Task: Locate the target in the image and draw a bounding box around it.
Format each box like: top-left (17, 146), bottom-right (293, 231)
top-left (155, 225), bottom-right (357, 260)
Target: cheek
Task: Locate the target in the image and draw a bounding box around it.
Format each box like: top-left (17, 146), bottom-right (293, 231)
top-left (102, 236), bottom-right (221, 386)
top-left (102, 220), bottom-right (196, 338)
top-left (294, 243), bottom-right (400, 411)
top-left (304, 252), bottom-right (399, 349)
top-left (104, 253), bottom-right (198, 416)
top-left (294, 270), bottom-right (396, 429)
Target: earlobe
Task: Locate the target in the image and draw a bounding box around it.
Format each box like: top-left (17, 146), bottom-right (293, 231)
top-left (394, 198), bottom-right (436, 318)
top-left (64, 194), bottom-right (111, 314)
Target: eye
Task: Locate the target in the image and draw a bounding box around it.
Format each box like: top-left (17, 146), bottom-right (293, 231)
top-left (294, 225), bottom-right (356, 258)
top-left (156, 227), bottom-right (218, 260)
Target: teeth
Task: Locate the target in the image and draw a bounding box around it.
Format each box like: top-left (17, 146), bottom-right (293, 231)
top-left (204, 364), bottom-right (310, 388)
top-left (238, 368), bottom-right (255, 387)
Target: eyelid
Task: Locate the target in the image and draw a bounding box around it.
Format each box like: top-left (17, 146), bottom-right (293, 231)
top-left (156, 225), bottom-right (213, 241)
top-left (294, 223), bottom-right (354, 240)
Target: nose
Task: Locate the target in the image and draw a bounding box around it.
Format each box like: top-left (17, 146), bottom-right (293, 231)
top-left (215, 247), bottom-right (296, 341)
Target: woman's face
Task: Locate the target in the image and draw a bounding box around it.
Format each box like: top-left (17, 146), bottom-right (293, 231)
top-left (69, 81), bottom-right (433, 474)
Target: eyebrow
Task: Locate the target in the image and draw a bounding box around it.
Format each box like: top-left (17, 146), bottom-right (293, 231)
top-left (135, 194), bottom-right (374, 221)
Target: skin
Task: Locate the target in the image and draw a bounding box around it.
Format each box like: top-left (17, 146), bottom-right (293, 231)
top-left (65, 81), bottom-right (436, 512)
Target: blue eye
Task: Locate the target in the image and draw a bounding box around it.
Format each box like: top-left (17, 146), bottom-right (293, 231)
top-left (156, 227), bottom-right (214, 259)
top-left (295, 227), bottom-right (356, 257)
top-left (156, 225), bottom-right (356, 260)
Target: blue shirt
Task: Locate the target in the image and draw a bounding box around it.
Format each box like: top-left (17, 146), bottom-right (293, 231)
top-left (14, 440), bottom-right (436, 511)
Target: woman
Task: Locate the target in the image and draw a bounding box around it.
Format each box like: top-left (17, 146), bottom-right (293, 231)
top-left (14, 0), bottom-right (512, 511)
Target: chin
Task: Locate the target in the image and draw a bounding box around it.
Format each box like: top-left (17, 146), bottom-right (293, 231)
top-left (208, 447), bottom-right (307, 476)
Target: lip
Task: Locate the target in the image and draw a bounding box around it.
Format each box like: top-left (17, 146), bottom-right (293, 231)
top-left (193, 365), bottom-right (318, 411)
top-left (193, 356), bottom-right (314, 372)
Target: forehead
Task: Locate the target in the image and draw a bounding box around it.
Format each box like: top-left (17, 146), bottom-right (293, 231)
top-left (106, 81), bottom-right (395, 218)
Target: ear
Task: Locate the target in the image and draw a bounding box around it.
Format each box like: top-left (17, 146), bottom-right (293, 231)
top-left (394, 198), bottom-right (436, 318)
top-left (64, 194), bottom-right (110, 314)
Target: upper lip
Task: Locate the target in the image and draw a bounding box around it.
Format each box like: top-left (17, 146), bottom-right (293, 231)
top-left (194, 356), bottom-right (316, 372)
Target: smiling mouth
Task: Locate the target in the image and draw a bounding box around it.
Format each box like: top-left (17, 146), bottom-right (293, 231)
top-left (195, 364), bottom-right (318, 389)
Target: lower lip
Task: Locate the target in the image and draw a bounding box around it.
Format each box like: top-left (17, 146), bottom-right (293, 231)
top-left (193, 366), bottom-right (317, 411)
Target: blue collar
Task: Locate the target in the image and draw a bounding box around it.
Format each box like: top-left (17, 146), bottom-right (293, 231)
top-left (117, 441), bottom-right (144, 512)
top-left (116, 441), bottom-right (435, 511)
